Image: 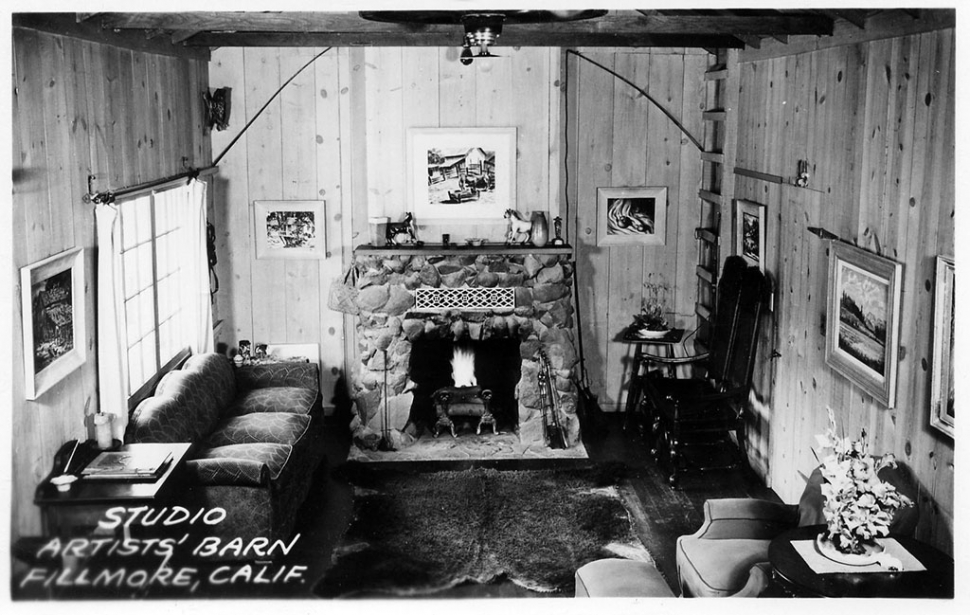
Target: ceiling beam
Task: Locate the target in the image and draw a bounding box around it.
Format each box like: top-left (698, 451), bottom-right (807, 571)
top-left (185, 30), bottom-right (746, 49)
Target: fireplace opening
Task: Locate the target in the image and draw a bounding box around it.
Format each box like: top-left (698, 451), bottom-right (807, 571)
top-left (407, 338), bottom-right (521, 436)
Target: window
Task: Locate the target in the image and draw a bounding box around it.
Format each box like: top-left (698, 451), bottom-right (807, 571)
top-left (115, 183), bottom-right (205, 397)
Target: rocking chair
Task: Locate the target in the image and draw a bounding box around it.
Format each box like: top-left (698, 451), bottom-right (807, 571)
top-left (642, 256), bottom-right (768, 486)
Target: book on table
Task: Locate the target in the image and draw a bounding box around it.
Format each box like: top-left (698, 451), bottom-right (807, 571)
top-left (80, 447), bottom-right (174, 481)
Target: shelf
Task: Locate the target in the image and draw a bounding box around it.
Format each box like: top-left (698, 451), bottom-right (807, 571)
top-left (354, 243), bottom-right (573, 257)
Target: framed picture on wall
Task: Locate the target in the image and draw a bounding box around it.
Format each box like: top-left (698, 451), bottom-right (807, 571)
top-left (20, 247), bottom-right (87, 400)
top-left (406, 127), bottom-right (516, 221)
top-left (253, 200), bottom-right (327, 259)
top-left (824, 242), bottom-right (902, 408)
top-left (596, 186), bottom-right (668, 246)
top-left (735, 199), bottom-right (766, 271)
top-left (930, 256), bottom-right (954, 438)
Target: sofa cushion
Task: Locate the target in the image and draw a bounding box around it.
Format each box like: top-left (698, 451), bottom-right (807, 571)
top-left (226, 386), bottom-right (318, 417)
top-left (180, 353), bottom-right (238, 411)
top-left (205, 412), bottom-right (311, 448)
top-left (191, 442), bottom-right (295, 483)
top-left (676, 536), bottom-right (770, 597)
top-left (152, 369), bottom-right (221, 440)
top-left (129, 395), bottom-right (200, 443)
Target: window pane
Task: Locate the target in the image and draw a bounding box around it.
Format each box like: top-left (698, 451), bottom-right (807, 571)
top-left (141, 331), bottom-right (157, 377)
top-left (124, 295), bottom-right (141, 347)
top-left (128, 343), bottom-right (143, 394)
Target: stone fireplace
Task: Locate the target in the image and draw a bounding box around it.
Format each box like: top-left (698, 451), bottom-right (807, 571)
top-left (348, 247), bottom-right (584, 460)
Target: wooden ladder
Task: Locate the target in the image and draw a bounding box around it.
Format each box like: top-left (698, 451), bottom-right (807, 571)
top-left (694, 50), bottom-right (739, 353)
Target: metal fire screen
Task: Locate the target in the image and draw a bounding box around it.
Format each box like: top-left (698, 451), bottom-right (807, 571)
top-left (414, 287), bottom-right (515, 311)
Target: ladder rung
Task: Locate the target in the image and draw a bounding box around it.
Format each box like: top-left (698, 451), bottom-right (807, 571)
top-left (695, 304), bottom-right (713, 320)
top-left (695, 228), bottom-right (718, 243)
top-left (696, 265), bottom-right (715, 283)
top-left (704, 68), bottom-right (729, 81)
top-left (700, 151), bottom-right (725, 164)
top-left (699, 190), bottom-right (723, 206)
top-left (703, 110), bottom-right (727, 122)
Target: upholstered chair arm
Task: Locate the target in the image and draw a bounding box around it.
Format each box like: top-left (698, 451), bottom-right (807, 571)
top-left (235, 362), bottom-right (319, 392)
top-left (692, 498), bottom-right (799, 540)
top-left (729, 562), bottom-right (773, 598)
top-left (186, 458), bottom-right (271, 488)
top-left (639, 351), bottom-right (710, 366)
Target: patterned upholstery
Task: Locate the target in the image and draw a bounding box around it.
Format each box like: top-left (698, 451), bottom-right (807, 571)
top-left (125, 352), bottom-right (325, 548)
top-left (226, 387), bottom-right (318, 417)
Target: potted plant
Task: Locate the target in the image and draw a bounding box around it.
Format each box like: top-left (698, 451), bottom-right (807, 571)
top-left (813, 409), bottom-right (913, 564)
top-left (632, 276), bottom-right (670, 338)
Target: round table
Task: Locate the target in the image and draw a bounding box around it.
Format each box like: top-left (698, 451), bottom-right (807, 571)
top-left (768, 525), bottom-right (954, 598)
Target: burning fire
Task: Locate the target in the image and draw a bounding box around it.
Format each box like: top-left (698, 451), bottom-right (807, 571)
top-left (451, 346), bottom-right (477, 388)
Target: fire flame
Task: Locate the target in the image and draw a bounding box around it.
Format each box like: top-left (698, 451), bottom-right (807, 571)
top-left (451, 346), bottom-right (477, 388)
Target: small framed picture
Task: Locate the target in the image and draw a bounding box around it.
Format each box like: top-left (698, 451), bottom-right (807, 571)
top-left (824, 242), bottom-right (903, 408)
top-left (930, 256), bottom-right (954, 438)
top-left (735, 199), bottom-right (766, 271)
top-left (596, 186), bottom-right (667, 246)
top-left (21, 247), bottom-right (87, 400)
top-left (253, 200), bottom-right (327, 259)
top-left (407, 127), bottom-right (516, 221)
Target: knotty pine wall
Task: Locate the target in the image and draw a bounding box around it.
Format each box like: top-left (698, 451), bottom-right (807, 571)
top-left (10, 28), bottom-right (210, 540)
top-left (208, 47), bottom-right (563, 406)
top-left (563, 48), bottom-right (709, 413)
top-left (735, 29), bottom-right (955, 554)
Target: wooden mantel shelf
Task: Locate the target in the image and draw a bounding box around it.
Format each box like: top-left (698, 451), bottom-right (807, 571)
top-left (354, 244), bottom-right (573, 256)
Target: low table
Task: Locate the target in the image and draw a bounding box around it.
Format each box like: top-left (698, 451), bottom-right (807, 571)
top-left (35, 440), bottom-right (194, 538)
top-left (768, 525), bottom-right (954, 598)
top-left (617, 327), bottom-right (685, 434)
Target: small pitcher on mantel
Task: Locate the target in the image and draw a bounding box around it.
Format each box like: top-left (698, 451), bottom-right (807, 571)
top-left (530, 211), bottom-right (549, 248)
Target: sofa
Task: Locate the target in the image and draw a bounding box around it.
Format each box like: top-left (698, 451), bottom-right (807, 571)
top-left (126, 352), bottom-right (326, 545)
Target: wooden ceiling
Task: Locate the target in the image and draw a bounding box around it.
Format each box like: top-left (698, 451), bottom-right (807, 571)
top-left (13, 9), bottom-right (947, 61)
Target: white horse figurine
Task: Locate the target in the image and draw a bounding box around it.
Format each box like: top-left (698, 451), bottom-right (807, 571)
top-left (504, 209), bottom-right (531, 245)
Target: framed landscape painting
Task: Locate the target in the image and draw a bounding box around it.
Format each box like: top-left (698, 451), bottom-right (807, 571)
top-left (824, 242), bottom-right (902, 408)
top-left (930, 256), bottom-right (954, 438)
top-left (596, 186), bottom-right (668, 246)
top-left (21, 247), bottom-right (87, 400)
top-left (406, 127), bottom-right (516, 221)
top-left (735, 199), bottom-right (766, 271)
top-left (253, 200), bottom-right (327, 260)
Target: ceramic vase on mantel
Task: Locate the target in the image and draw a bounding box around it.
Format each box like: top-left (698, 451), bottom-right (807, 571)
top-left (530, 212), bottom-right (549, 248)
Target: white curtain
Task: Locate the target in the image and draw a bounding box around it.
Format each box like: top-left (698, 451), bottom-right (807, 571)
top-left (95, 179), bottom-right (212, 440)
top-left (154, 179), bottom-right (214, 356)
top-left (95, 202), bottom-right (130, 440)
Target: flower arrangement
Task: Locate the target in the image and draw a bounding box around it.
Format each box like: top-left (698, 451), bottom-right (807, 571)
top-left (634, 276), bottom-right (670, 332)
top-left (814, 409), bottom-right (913, 554)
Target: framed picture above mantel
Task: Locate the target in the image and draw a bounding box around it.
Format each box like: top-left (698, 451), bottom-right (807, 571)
top-left (20, 247), bottom-right (87, 400)
top-left (406, 127), bottom-right (516, 222)
top-left (824, 242), bottom-right (902, 408)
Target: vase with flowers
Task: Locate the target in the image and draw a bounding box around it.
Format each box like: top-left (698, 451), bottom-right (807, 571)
top-left (632, 276), bottom-right (670, 339)
top-left (813, 408), bottom-right (913, 564)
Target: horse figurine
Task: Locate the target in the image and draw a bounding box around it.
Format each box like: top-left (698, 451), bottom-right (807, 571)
top-left (386, 212), bottom-right (418, 246)
top-left (504, 209), bottom-right (532, 245)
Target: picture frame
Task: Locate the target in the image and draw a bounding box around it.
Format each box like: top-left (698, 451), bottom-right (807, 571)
top-left (735, 199), bottom-right (766, 271)
top-left (406, 127), bottom-right (516, 221)
top-left (253, 200), bottom-right (327, 260)
top-left (824, 242), bottom-right (903, 408)
top-left (929, 256), bottom-right (954, 438)
top-left (596, 186), bottom-right (668, 246)
top-left (21, 247), bottom-right (87, 400)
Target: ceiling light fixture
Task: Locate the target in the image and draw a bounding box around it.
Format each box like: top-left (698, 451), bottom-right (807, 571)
top-left (460, 13), bottom-right (505, 64)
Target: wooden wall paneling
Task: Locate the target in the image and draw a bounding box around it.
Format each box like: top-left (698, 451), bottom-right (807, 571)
top-left (511, 49), bottom-right (551, 218)
top-left (280, 48), bottom-right (323, 345)
top-left (438, 47), bottom-right (477, 126)
top-left (314, 48), bottom-right (349, 407)
top-left (574, 52), bottom-right (615, 408)
top-left (402, 47), bottom-right (441, 129)
top-left (244, 48), bottom-right (287, 345)
top-left (473, 49), bottom-right (512, 127)
top-left (209, 47), bottom-right (251, 349)
top-left (645, 53), bottom-right (683, 333)
top-left (348, 48), bottom-right (370, 257)
top-left (604, 52), bottom-right (649, 407)
top-left (364, 47), bottom-right (405, 221)
top-left (546, 50), bottom-right (563, 222)
top-left (39, 33), bottom-right (76, 256)
top-left (80, 42), bottom-right (108, 193)
top-left (341, 47), bottom-right (364, 383)
top-left (675, 53), bottom-right (707, 330)
top-left (131, 51), bottom-right (152, 185)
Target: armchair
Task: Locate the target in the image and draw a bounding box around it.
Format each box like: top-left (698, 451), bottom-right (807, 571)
top-left (675, 463), bottom-right (920, 597)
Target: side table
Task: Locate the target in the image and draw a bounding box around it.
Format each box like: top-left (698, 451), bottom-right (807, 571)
top-left (35, 440), bottom-right (194, 538)
top-left (617, 327), bottom-right (685, 435)
top-left (768, 525), bottom-right (954, 598)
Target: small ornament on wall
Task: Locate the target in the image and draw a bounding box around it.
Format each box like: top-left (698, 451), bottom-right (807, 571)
top-left (203, 87), bottom-right (232, 131)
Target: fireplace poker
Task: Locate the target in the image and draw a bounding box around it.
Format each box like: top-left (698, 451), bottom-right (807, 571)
top-left (378, 349), bottom-right (395, 452)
